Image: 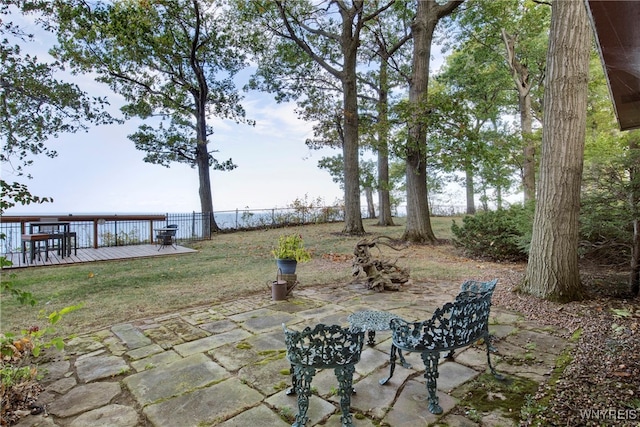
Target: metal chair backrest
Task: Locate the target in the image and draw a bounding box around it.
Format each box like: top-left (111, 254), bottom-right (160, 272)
top-left (283, 323), bottom-right (365, 426)
top-left (458, 278), bottom-right (498, 298)
top-left (382, 286), bottom-right (500, 415)
top-left (283, 323), bottom-right (364, 368)
top-left (157, 225), bottom-right (178, 237)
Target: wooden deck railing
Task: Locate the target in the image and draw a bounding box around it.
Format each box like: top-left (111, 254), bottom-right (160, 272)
top-left (1, 214), bottom-right (167, 252)
top-left (1, 207), bottom-right (346, 255)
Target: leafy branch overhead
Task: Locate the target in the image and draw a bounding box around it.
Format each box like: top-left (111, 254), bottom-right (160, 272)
top-left (1, 25), bottom-right (115, 174)
top-left (1, 1), bottom-right (117, 211)
top-left (50, 0), bottom-right (254, 225)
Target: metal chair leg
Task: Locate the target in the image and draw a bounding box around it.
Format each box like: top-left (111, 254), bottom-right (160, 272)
top-left (379, 344), bottom-right (398, 385)
top-left (292, 365), bottom-right (315, 427)
top-left (335, 365), bottom-right (356, 426)
top-left (421, 351), bottom-right (442, 414)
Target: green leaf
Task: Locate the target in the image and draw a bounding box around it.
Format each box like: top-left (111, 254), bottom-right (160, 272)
top-left (50, 337), bottom-right (65, 351)
top-left (48, 312), bottom-right (62, 325)
top-left (611, 308), bottom-right (632, 318)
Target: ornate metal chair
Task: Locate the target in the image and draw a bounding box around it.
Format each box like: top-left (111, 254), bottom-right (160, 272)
top-left (380, 290), bottom-right (499, 414)
top-left (447, 278), bottom-right (498, 357)
top-left (457, 278), bottom-right (498, 297)
top-left (283, 323), bottom-right (365, 427)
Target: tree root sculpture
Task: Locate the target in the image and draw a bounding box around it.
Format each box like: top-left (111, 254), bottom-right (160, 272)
top-left (352, 236), bottom-right (410, 292)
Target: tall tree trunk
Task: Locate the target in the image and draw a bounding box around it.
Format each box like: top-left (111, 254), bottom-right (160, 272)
top-left (465, 166), bottom-right (476, 214)
top-left (521, 0), bottom-right (590, 302)
top-left (339, 5), bottom-right (365, 235)
top-left (402, 0), bottom-right (462, 243)
top-left (365, 187), bottom-right (376, 219)
top-left (520, 94), bottom-right (536, 202)
top-left (196, 144), bottom-right (218, 233)
top-left (193, 11), bottom-right (219, 236)
top-left (195, 114), bottom-right (220, 234)
top-left (377, 141), bottom-right (394, 226)
top-left (502, 29), bottom-right (536, 203)
top-left (629, 135), bottom-right (640, 296)
top-left (377, 55), bottom-right (395, 226)
top-left (274, 1), bottom-right (365, 235)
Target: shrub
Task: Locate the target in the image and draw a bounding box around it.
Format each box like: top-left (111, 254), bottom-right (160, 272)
top-left (1, 254), bottom-right (82, 426)
top-left (451, 204), bottom-right (533, 262)
top-left (271, 234), bottom-right (312, 262)
top-left (579, 192), bottom-right (633, 267)
top-left (579, 157), bottom-right (636, 267)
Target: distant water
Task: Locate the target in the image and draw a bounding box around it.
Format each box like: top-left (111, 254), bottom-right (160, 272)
top-left (0, 208), bottom-right (338, 253)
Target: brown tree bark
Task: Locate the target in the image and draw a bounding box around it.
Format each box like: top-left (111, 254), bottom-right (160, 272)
top-left (465, 166), bottom-right (476, 215)
top-left (402, 0), bottom-right (463, 244)
top-left (364, 187), bottom-right (376, 219)
top-left (193, 1), bottom-right (220, 235)
top-left (339, 4), bottom-right (365, 235)
top-left (377, 54), bottom-right (395, 226)
top-left (502, 29), bottom-right (536, 203)
top-left (629, 135), bottom-right (640, 296)
top-left (520, 0), bottom-right (590, 302)
top-left (274, 1), bottom-right (366, 235)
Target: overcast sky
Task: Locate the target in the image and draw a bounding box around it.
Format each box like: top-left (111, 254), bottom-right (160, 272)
top-left (2, 9), bottom-right (353, 216)
top-left (4, 91), bottom-right (344, 215)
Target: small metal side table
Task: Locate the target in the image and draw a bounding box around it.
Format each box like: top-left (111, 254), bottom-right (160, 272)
top-left (348, 310), bottom-right (399, 346)
top-left (348, 310), bottom-right (410, 370)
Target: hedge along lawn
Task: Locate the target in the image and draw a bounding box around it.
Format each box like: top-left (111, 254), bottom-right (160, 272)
top-left (0, 216), bottom-right (515, 338)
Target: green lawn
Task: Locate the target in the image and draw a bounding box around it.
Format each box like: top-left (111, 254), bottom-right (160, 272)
top-left (1, 216), bottom-right (509, 338)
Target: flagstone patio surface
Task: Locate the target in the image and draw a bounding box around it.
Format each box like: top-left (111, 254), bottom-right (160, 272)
top-left (15, 281), bottom-right (571, 427)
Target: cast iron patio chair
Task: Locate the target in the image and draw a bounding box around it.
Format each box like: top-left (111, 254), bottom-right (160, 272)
top-left (380, 289), bottom-right (500, 414)
top-left (283, 323), bottom-right (365, 427)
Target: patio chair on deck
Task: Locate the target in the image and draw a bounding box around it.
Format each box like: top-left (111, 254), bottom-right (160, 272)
top-left (36, 218), bottom-right (77, 258)
top-left (156, 224), bottom-right (178, 250)
top-left (21, 233), bottom-right (50, 263)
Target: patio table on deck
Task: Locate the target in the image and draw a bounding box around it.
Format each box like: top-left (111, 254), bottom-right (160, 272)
top-left (29, 221), bottom-right (73, 258)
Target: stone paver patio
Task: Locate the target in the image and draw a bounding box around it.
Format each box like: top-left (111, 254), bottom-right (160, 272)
top-left (15, 281), bottom-right (572, 427)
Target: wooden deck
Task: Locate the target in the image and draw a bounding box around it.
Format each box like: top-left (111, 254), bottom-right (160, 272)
top-left (2, 244), bottom-right (197, 269)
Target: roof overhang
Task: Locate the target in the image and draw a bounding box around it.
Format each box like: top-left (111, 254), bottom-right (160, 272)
top-left (586, 0), bottom-right (640, 131)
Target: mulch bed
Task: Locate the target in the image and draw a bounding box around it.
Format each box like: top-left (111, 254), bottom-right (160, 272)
top-left (494, 269), bottom-right (640, 426)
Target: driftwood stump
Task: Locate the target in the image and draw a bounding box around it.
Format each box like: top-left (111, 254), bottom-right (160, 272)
top-left (352, 236), bottom-right (409, 292)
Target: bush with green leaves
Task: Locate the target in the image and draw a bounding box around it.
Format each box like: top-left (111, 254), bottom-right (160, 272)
top-left (579, 195), bottom-right (632, 266)
top-left (451, 204), bottom-right (534, 262)
top-left (579, 154), bottom-right (640, 267)
top-left (1, 249), bottom-right (82, 425)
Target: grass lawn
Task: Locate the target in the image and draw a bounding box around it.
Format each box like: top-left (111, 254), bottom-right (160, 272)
top-left (1, 216), bottom-right (520, 337)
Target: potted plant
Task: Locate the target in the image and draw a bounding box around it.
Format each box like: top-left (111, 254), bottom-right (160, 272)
top-left (272, 234), bottom-right (311, 274)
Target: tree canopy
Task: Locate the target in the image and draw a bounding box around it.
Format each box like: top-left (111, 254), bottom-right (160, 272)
top-left (51, 0), bottom-right (253, 232)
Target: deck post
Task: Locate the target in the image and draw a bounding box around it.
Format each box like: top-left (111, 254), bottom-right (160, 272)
top-left (93, 219), bottom-right (99, 249)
